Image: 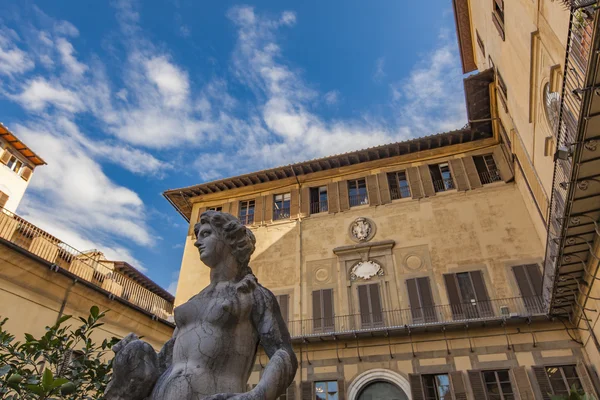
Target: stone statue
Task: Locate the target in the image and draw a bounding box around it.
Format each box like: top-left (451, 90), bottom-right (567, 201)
top-left (104, 211), bottom-right (298, 400)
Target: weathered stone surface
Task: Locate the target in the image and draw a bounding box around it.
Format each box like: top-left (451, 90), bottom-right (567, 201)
top-left (105, 211), bottom-right (298, 400)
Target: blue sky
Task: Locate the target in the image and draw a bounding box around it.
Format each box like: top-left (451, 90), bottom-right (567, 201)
top-left (0, 0), bottom-right (468, 293)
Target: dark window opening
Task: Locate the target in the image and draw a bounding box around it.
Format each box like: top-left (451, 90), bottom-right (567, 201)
top-left (492, 0), bottom-right (505, 40)
top-left (483, 370), bottom-right (514, 400)
top-left (387, 171), bottom-right (411, 200)
top-left (444, 270), bottom-right (493, 320)
top-left (546, 366), bottom-right (583, 397)
top-left (512, 264), bottom-right (543, 314)
top-left (207, 206), bottom-right (222, 212)
top-left (429, 163), bottom-right (455, 192)
top-left (407, 277), bottom-right (437, 324)
top-left (273, 193), bottom-right (291, 220)
top-left (312, 289), bottom-right (334, 333)
top-left (423, 374), bottom-right (451, 400)
top-left (358, 283), bottom-right (384, 329)
top-left (476, 30), bottom-right (485, 58)
top-left (348, 179), bottom-right (368, 206)
top-left (473, 154), bottom-right (502, 184)
top-left (315, 381), bottom-right (338, 400)
top-left (309, 186), bottom-right (328, 214)
top-left (239, 200), bottom-right (255, 225)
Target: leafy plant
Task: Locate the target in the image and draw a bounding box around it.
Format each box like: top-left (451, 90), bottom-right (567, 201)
top-left (0, 306), bottom-right (118, 399)
top-left (551, 384), bottom-right (597, 400)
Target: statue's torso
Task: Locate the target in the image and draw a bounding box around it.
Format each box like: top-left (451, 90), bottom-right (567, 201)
top-left (150, 281), bottom-right (259, 399)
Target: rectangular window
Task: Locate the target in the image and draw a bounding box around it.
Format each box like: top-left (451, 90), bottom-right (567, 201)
top-left (239, 200), bottom-right (255, 225)
top-left (357, 283), bottom-right (384, 329)
top-left (273, 193), bottom-right (291, 220)
top-left (545, 366), bottom-right (583, 397)
top-left (476, 30), bottom-right (485, 58)
top-left (276, 294), bottom-right (289, 326)
top-left (423, 374), bottom-right (451, 400)
top-left (6, 155), bottom-right (22, 173)
top-left (512, 264), bottom-right (543, 314)
top-left (387, 171), bottom-right (411, 200)
top-left (492, 0), bottom-right (505, 40)
top-left (473, 154), bottom-right (502, 184)
top-left (497, 69), bottom-right (508, 111)
top-left (207, 206), bottom-right (223, 212)
top-left (0, 191), bottom-right (8, 209)
top-left (406, 277), bottom-right (437, 324)
top-left (347, 178), bottom-right (368, 207)
top-left (429, 163), bottom-right (455, 192)
top-left (312, 289), bottom-right (334, 333)
top-left (309, 186), bottom-right (328, 214)
top-left (444, 271), bottom-right (493, 320)
top-left (483, 370), bottom-right (514, 400)
top-left (315, 381), bottom-right (338, 400)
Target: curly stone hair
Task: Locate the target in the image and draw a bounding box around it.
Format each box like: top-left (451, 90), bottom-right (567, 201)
top-left (197, 210), bottom-right (256, 276)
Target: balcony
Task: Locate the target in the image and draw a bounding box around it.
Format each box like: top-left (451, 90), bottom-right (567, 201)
top-left (390, 187), bottom-right (411, 200)
top-left (349, 194), bottom-right (369, 207)
top-left (0, 208), bottom-right (174, 321)
top-left (479, 169), bottom-right (502, 185)
top-left (310, 201), bottom-right (328, 214)
top-left (285, 296), bottom-right (544, 341)
top-left (433, 178), bottom-right (455, 192)
top-left (273, 207), bottom-right (291, 221)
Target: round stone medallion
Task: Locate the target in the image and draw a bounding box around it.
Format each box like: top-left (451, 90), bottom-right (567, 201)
top-left (405, 255), bottom-right (423, 271)
top-left (348, 217), bottom-right (377, 243)
top-left (315, 268), bottom-right (329, 282)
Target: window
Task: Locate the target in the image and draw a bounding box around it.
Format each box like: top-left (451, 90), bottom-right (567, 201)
top-left (239, 200), bottom-right (255, 225)
top-left (315, 381), bottom-right (338, 400)
top-left (276, 294), bottom-right (289, 326)
top-left (513, 264), bottom-right (544, 314)
top-left (309, 186), bottom-right (328, 214)
top-left (545, 366), bottom-right (583, 397)
top-left (273, 193), bottom-right (291, 220)
top-left (473, 154), bottom-right (502, 185)
top-left (423, 374), bottom-right (451, 400)
top-left (497, 69), bottom-right (508, 111)
top-left (476, 30), bottom-right (485, 58)
top-left (347, 178), bottom-right (368, 207)
top-left (312, 289), bottom-right (334, 333)
top-left (492, 0), bottom-right (505, 40)
top-left (483, 370), bottom-right (514, 400)
top-left (543, 82), bottom-right (561, 137)
top-left (406, 277), bottom-right (437, 323)
top-left (357, 283), bottom-right (383, 329)
top-left (387, 171), bottom-right (411, 200)
top-left (444, 271), bottom-right (492, 320)
top-left (207, 206), bottom-right (222, 212)
top-left (429, 163), bottom-right (455, 192)
top-left (6, 155), bottom-right (22, 173)
top-left (0, 191), bottom-right (8, 209)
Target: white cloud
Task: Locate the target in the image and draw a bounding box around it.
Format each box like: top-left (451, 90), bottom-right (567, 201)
top-left (56, 38), bottom-right (87, 76)
top-left (373, 56), bottom-right (386, 82)
top-left (144, 56), bottom-right (189, 108)
top-left (16, 78), bottom-right (84, 112)
top-left (324, 90), bottom-right (339, 105)
top-left (0, 32), bottom-right (35, 76)
top-left (280, 11), bottom-right (296, 26)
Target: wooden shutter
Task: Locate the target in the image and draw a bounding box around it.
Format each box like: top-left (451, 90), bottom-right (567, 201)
top-left (287, 381), bottom-right (296, 400)
top-left (576, 361), bottom-right (597, 397)
top-left (468, 370), bottom-right (487, 400)
top-left (444, 274), bottom-right (464, 319)
top-left (301, 381), bottom-right (312, 400)
top-left (300, 187), bottom-right (310, 215)
top-left (513, 265), bottom-right (535, 298)
top-left (378, 172), bottom-right (391, 204)
top-left (358, 285), bottom-right (371, 327)
top-left (449, 159), bottom-right (469, 191)
top-left (338, 181), bottom-right (350, 211)
top-left (366, 175), bottom-right (380, 206)
top-left (526, 265), bottom-right (543, 296)
top-left (532, 366), bottom-right (553, 400)
top-left (471, 271), bottom-right (490, 302)
top-left (264, 194), bottom-right (274, 221)
top-left (0, 191), bottom-right (8, 209)
top-left (418, 277), bottom-right (436, 322)
top-left (0, 150), bottom-right (11, 165)
top-left (493, 146), bottom-right (514, 182)
top-left (463, 156), bottom-right (483, 189)
top-left (407, 167), bottom-right (423, 199)
top-left (322, 288), bottom-right (334, 330)
top-left (221, 202), bottom-right (231, 214)
top-left (450, 371), bottom-right (468, 400)
top-left (327, 182), bottom-right (339, 214)
top-left (409, 374), bottom-right (425, 400)
top-left (369, 283), bottom-right (383, 325)
top-left (290, 188), bottom-right (299, 217)
top-left (495, 0), bottom-right (504, 11)
top-left (418, 165), bottom-right (435, 197)
top-left (277, 294), bottom-right (289, 324)
top-left (254, 196), bottom-right (264, 224)
top-left (312, 290), bottom-right (322, 331)
top-left (407, 278), bottom-right (423, 321)
top-left (337, 380), bottom-right (345, 400)
top-left (511, 366), bottom-right (535, 400)
top-left (230, 201), bottom-right (239, 219)
top-left (20, 166), bottom-right (32, 181)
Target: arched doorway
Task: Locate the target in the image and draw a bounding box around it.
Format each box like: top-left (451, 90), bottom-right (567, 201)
top-left (347, 369), bottom-right (411, 400)
top-left (357, 380), bottom-right (408, 400)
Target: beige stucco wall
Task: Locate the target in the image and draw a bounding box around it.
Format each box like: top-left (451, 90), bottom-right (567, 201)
top-left (0, 161), bottom-right (30, 213)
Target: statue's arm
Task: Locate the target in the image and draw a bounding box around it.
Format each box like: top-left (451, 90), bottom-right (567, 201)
top-left (251, 286), bottom-right (298, 400)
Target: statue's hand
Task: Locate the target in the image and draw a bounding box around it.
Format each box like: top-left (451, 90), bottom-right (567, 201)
top-left (203, 387), bottom-right (266, 400)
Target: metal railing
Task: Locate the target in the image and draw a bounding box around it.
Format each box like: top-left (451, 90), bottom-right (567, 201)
top-left (543, 3), bottom-right (596, 313)
top-left (239, 213), bottom-right (255, 225)
top-left (479, 170), bottom-right (502, 185)
top-left (390, 187), bottom-right (411, 200)
top-left (284, 296), bottom-right (544, 338)
top-left (0, 208), bottom-right (174, 320)
top-left (349, 194), bottom-right (369, 207)
top-left (310, 201), bottom-right (328, 214)
top-left (273, 207), bottom-right (291, 221)
top-left (433, 178), bottom-right (455, 192)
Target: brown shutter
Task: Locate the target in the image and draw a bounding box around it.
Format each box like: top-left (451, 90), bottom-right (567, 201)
top-left (409, 374), bottom-right (425, 400)
top-left (449, 159), bottom-right (469, 191)
top-left (418, 277), bottom-right (436, 322)
top-left (300, 187), bottom-right (310, 215)
top-left (450, 371), bottom-right (468, 400)
top-left (264, 194), bottom-right (274, 221)
top-left (287, 381), bottom-right (296, 400)
top-left (221, 202), bottom-right (231, 214)
top-left (337, 379), bottom-right (345, 400)
top-left (418, 165), bottom-right (435, 197)
top-left (230, 201), bottom-right (239, 219)
top-left (407, 278), bottom-right (423, 321)
top-left (0, 192), bottom-right (8, 209)
top-left (470, 271), bottom-right (490, 302)
top-left (20, 166), bottom-right (32, 181)
top-left (407, 167), bottom-right (423, 199)
top-left (301, 381), bottom-right (312, 400)
top-left (513, 265), bottom-right (534, 298)
top-left (511, 366), bottom-right (535, 400)
top-left (327, 182), bottom-right (339, 214)
top-left (0, 150), bottom-right (11, 165)
top-left (366, 175), bottom-right (380, 206)
top-left (322, 288), bottom-right (334, 330)
top-left (378, 172), bottom-right (391, 204)
top-left (369, 283), bottom-right (383, 325)
top-left (493, 145), bottom-right (514, 182)
top-left (526, 264), bottom-right (543, 296)
top-left (312, 290), bottom-right (322, 331)
top-left (290, 188), bottom-right (299, 217)
top-left (444, 274), bottom-right (464, 319)
top-left (358, 285), bottom-right (371, 327)
top-left (576, 361), bottom-right (597, 397)
top-left (495, 0), bottom-right (504, 11)
top-left (463, 156), bottom-right (483, 189)
top-left (277, 294), bottom-right (289, 324)
top-left (338, 181), bottom-right (349, 211)
top-left (532, 366), bottom-right (553, 400)
top-left (468, 370), bottom-right (486, 400)
top-left (254, 196), bottom-right (264, 224)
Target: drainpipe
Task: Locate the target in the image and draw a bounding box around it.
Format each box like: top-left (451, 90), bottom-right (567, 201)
top-left (57, 280), bottom-right (77, 322)
top-left (291, 167), bottom-right (304, 382)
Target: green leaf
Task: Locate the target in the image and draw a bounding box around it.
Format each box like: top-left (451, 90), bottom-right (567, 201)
top-left (0, 365), bottom-right (10, 376)
top-left (57, 315), bottom-right (72, 325)
top-left (42, 368), bottom-right (53, 390)
top-left (26, 384), bottom-right (45, 395)
top-left (90, 306), bottom-right (99, 319)
top-left (51, 377), bottom-right (69, 389)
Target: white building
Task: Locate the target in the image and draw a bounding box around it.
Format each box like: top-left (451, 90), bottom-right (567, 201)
top-left (0, 123), bottom-right (45, 212)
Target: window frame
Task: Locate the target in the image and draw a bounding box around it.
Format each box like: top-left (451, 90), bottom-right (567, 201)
top-left (309, 186), bottom-right (328, 214)
top-left (429, 163), bottom-right (455, 193)
top-left (492, 0), bottom-right (505, 40)
top-left (422, 374), bottom-right (451, 400)
top-left (481, 369), bottom-right (514, 400)
top-left (207, 206), bottom-right (223, 212)
top-left (273, 192), bottom-right (291, 220)
top-left (473, 154), bottom-right (502, 185)
top-left (7, 155), bottom-right (23, 173)
top-left (387, 171), bottom-right (411, 200)
top-left (545, 365), bottom-right (583, 397)
top-left (314, 380), bottom-right (338, 400)
top-left (347, 178), bottom-right (369, 207)
top-left (476, 30), bottom-right (485, 58)
top-left (238, 200), bottom-right (255, 225)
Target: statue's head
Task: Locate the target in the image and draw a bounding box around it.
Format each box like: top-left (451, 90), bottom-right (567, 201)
top-left (194, 210), bottom-right (256, 271)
